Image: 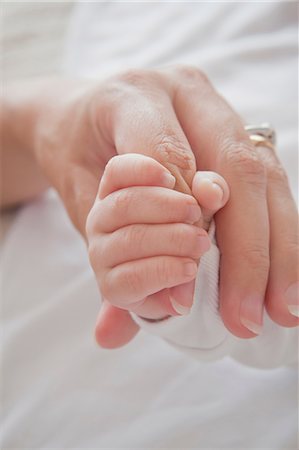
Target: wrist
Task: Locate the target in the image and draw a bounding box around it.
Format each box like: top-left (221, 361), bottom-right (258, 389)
top-left (2, 78), bottom-right (93, 158)
top-left (0, 86), bottom-right (49, 208)
top-left (2, 80), bottom-right (47, 158)
top-left (0, 78), bottom-right (94, 209)
top-left (26, 78), bottom-right (100, 236)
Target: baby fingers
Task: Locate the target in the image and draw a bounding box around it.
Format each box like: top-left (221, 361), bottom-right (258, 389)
top-left (87, 186), bottom-right (202, 234)
top-left (99, 255), bottom-right (198, 307)
top-left (192, 171), bottom-right (229, 230)
top-left (89, 223), bottom-right (210, 269)
top-left (98, 153), bottom-right (176, 199)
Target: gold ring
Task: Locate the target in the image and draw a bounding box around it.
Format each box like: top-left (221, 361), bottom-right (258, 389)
top-left (244, 123), bottom-right (276, 150)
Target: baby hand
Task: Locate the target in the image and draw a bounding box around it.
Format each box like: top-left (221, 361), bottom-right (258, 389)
top-left (86, 154), bottom-right (229, 322)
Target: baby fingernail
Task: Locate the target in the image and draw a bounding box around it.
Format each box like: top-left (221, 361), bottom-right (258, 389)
top-left (240, 295), bottom-right (264, 335)
top-left (169, 281), bottom-right (195, 315)
top-left (184, 261), bottom-right (197, 277)
top-left (163, 172), bottom-right (176, 187)
top-left (196, 233), bottom-right (211, 254)
top-left (187, 204), bottom-right (201, 224)
top-left (285, 282), bottom-right (299, 317)
top-left (169, 296), bottom-right (191, 315)
top-left (192, 231), bottom-right (211, 258)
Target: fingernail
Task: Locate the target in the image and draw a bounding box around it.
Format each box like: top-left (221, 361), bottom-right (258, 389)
top-left (240, 295), bottom-right (264, 335)
top-left (169, 281), bottom-right (195, 315)
top-left (184, 261), bottom-right (198, 277)
top-left (285, 282), bottom-right (299, 317)
top-left (169, 297), bottom-right (191, 315)
top-left (187, 204), bottom-right (201, 224)
top-left (163, 172), bottom-right (176, 188)
top-left (196, 234), bottom-right (211, 254)
top-left (240, 318), bottom-right (262, 335)
top-left (212, 182), bottom-right (224, 207)
top-left (198, 177), bottom-right (224, 201)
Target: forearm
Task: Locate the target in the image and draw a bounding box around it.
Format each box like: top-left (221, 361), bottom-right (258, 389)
top-left (1, 81), bottom-right (47, 208)
top-left (0, 78), bottom-right (91, 209)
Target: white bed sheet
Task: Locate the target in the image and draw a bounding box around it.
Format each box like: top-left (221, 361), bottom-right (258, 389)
top-left (1, 2), bottom-right (298, 449)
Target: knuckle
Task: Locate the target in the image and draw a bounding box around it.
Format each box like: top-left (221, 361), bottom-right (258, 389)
top-left (116, 68), bottom-right (158, 90)
top-left (111, 189), bottom-right (133, 215)
top-left (153, 127), bottom-right (194, 171)
top-left (156, 258), bottom-right (172, 283)
top-left (85, 208), bottom-right (96, 237)
top-left (175, 65), bottom-right (210, 85)
top-left (189, 227), bottom-right (203, 254)
top-left (123, 225), bottom-right (147, 251)
top-left (163, 192), bottom-right (187, 221)
top-left (85, 203), bottom-right (104, 236)
top-left (131, 155), bottom-right (160, 181)
top-left (104, 155), bottom-right (120, 178)
top-left (121, 267), bottom-right (143, 296)
top-left (103, 69), bottom-right (160, 108)
top-left (170, 224), bottom-right (193, 255)
top-left (99, 275), bottom-right (112, 302)
top-left (267, 162), bottom-right (288, 185)
top-left (88, 242), bottom-right (102, 270)
top-left (169, 226), bottom-right (185, 254)
top-left (240, 244), bottom-right (270, 273)
top-left (118, 69), bottom-right (145, 85)
top-left (222, 141), bottom-right (266, 184)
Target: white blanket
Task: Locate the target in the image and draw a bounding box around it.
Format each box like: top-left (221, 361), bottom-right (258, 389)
top-left (1, 2), bottom-right (298, 448)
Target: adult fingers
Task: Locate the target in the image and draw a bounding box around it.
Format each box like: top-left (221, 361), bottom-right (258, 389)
top-left (103, 69), bottom-right (197, 196)
top-left (255, 144), bottom-right (299, 325)
top-left (172, 66), bottom-right (269, 337)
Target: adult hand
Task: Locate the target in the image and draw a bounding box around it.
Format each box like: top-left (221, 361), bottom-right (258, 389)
top-left (19, 66), bottom-right (298, 346)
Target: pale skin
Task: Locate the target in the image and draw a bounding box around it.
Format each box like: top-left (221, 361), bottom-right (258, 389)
top-left (1, 66), bottom-right (298, 349)
top-left (86, 153), bottom-right (229, 344)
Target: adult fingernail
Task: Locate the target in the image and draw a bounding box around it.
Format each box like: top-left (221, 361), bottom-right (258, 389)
top-left (240, 295), bottom-right (264, 335)
top-left (169, 281), bottom-right (195, 315)
top-left (285, 282), bottom-right (299, 317)
top-left (187, 204), bottom-right (201, 224)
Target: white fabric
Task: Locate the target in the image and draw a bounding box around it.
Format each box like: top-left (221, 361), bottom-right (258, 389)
top-left (1, 1), bottom-right (298, 448)
top-left (133, 221), bottom-right (298, 368)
